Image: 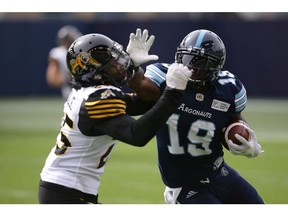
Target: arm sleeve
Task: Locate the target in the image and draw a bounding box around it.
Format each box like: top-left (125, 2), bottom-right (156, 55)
top-left (234, 81), bottom-right (247, 113)
top-left (89, 87), bottom-right (182, 147)
top-left (124, 93), bottom-right (156, 116)
top-left (145, 63), bottom-right (169, 93)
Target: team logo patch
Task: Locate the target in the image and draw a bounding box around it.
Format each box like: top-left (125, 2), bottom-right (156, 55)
top-left (200, 177), bottom-right (210, 184)
top-left (211, 99), bottom-right (230, 112)
top-left (70, 53), bottom-right (101, 75)
top-left (100, 90), bottom-right (116, 99)
top-left (196, 93), bottom-right (204, 101)
top-left (221, 167), bottom-right (229, 176)
top-left (186, 191), bottom-right (198, 199)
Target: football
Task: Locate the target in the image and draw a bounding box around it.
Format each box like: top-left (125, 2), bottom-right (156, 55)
top-left (222, 120), bottom-right (251, 150)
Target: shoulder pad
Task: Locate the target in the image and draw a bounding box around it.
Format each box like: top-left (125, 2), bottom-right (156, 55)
top-left (85, 86), bottom-right (126, 119)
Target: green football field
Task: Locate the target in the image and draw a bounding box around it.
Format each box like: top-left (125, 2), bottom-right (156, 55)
top-left (0, 97), bottom-right (288, 204)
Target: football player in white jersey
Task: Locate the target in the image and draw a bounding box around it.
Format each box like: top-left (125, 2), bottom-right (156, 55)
top-left (38, 30), bottom-right (192, 204)
top-left (126, 29), bottom-right (265, 204)
top-left (46, 25), bottom-right (82, 100)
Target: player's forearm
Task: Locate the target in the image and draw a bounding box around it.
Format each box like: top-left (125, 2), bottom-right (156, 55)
top-left (128, 68), bottom-right (161, 102)
top-left (127, 67), bottom-right (145, 91)
top-left (91, 87), bottom-right (182, 147)
top-left (125, 87), bottom-right (182, 146)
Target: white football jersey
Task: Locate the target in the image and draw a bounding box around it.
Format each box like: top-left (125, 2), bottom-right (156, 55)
top-left (40, 85), bottom-right (125, 195)
top-left (49, 45), bottom-right (72, 99)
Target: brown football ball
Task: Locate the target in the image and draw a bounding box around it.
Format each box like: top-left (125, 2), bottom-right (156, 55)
top-left (222, 120), bottom-right (250, 150)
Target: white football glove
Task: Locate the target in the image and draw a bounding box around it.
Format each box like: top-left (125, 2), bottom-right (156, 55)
top-left (166, 63), bottom-right (192, 90)
top-left (227, 126), bottom-right (263, 158)
top-left (126, 28), bottom-right (159, 67)
top-left (164, 186), bottom-right (182, 204)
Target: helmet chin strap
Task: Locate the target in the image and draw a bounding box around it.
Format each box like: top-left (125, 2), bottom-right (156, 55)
top-left (188, 78), bottom-right (205, 89)
top-left (105, 65), bottom-right (136, 88)
top-left (188, 70), bottom-right (218, 92)
top-left (188, 80), bottom-right (211, 92)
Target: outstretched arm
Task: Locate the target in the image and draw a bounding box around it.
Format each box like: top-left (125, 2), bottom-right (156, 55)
top-left (95, 87), bottom-right (183, 146)
top-left (88, 63), bottom-right (191, 147)
top-left (126, 28), bottom-right (161, 102)
top-left (128, 68), bottom-right (161, 102)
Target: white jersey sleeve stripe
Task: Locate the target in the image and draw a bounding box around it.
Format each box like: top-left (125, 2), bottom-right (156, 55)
top-left (145, 64), bottom-right (166, 87)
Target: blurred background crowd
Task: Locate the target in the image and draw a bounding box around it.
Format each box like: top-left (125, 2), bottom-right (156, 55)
top-left (0, 12), bottom-right (287, 98)
top-left (1, 12), bottom-right (288, 21)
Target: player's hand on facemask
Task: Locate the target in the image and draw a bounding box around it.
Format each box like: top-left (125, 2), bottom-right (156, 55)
top-left (166, 63), bottom-right (192, 90)
top-left (227, 127), bottom-right (263, 158)
top-left (126, 28), bottom-right (159, 67)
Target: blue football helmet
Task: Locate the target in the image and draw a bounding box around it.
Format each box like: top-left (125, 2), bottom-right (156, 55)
top-left (175, 29), bottom-right (226, 90)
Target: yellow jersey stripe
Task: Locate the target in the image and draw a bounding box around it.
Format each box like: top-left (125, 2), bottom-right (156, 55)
top-left (87, 108), bottom-right (125, 115)
top-left (85, 99), bottom-right (126, 107)
top-left (86, 103), bottom-right (126, 110)
top-left (89, 110), bottom-right (126, 119)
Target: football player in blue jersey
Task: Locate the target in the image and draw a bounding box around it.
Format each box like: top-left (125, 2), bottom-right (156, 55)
top-left (126, 29), bottom-right (264, 204)
top-left (38, 30), bottom-right (192, 204)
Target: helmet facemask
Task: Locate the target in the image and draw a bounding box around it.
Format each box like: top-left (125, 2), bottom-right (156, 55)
top-left (176, 48), bottom-right (221, 91)
top-left (175, 29), bottom-right (226, 91)
top-left (98, 45), bottom-right (135, 87)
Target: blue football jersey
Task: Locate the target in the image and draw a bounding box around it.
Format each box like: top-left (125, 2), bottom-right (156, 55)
top-left (145, 63), bottom-right (247, 188)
